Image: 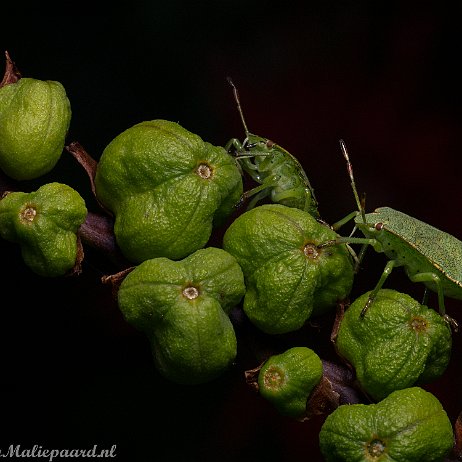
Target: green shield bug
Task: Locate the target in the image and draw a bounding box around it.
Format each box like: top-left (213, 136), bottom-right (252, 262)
top-left (225, 78), bottom-right (319, 218)
top-left (321, 139), bottom-right (461, 329)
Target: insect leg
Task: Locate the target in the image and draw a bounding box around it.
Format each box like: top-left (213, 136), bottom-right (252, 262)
top-left (331, 211), bottom-right (359, 232)
top-left (237, 155), bottom-right (259, 171)
top-left (352, 243), bottom-right (370, 273)
top-left (271, 188), bottom-right (297, 202)
top-left (408, 272), bottom-right (458, 330)
top-left (421, 287), bottom-right (430, 306)
top-left (409, 272), bottom-right (446, 310)
top-left (237, 174), bottom-right (280, 210)
top-left (246, 189), bottom-right (271, 210)
top-left (236, 152), bottom-right (272, 182)
top-left (225, 138), bottom-right (243, 153)
top-left (361, 259), bottom-right (399, 318)
top-left (302, 189), bottom-right (316, 215)
top-left (318, 237), bottom-right (377, 274)
top-left (269, 186), bottom-right (318, 218)
top-left (318, 236), bottom-right (377, 248)
top-left (409, 272), bottom-right (444, 312)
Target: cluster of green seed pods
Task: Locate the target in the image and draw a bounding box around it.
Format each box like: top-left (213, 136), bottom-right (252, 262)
top-left (222, 203), bottom-right (354, 334)
top-left (0, 75), bottom-right (71, 181)
top-left (0, 54), bottom-right (85, 277)
top-left (117, 247), bottom-right (245, 384)
top-left (0, 183), bottom-right (87, 277)
top-left (0, 54), bottom-right (459, 460)
top-left (224, 86), bottom-right (458, 460)
top-left (94, 119), bottom-right (243, 263)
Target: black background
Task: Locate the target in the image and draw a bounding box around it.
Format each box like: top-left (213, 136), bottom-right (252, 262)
top-left (1, 3), bottom-right (462, 461)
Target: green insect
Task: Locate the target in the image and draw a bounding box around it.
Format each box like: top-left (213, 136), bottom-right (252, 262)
top-left (225, 78), bottom-right (319, 218)
top-left (321, 140), bottom-right (461, 329)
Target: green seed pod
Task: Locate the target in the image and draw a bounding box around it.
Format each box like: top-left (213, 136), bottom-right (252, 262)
top-left (319, 386), bottom-right (454, 462)
top-left (0, 77), bottom-right (72, 180)
top-left (335, 289), bottom-right (452, 402)
top-left (94, 120), bottom-right (243, 263)
top-left (117, 247), bottom-right (246, 385)
top-left (257, 347), bottom-right (323, 418)
top-left (222, 204), bottom-right (354, 334)
top-left (0, 182), bottom-right (87, 276)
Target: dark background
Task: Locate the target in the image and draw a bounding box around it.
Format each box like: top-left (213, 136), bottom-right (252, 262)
top-left (1, 3), bottom-right (461, 461)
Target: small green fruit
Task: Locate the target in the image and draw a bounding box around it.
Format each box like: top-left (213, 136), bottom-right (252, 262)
top-left (258, 347), bottom-right (323, 418)
top-left (335, 289), bottom-right (452, 401)
top-left (222, 204), bottom-right (354, 334)
top-left (319, 387), bottom-right (454, 462)
top-left (0, 182), bottom-right (87, 276)
top-left (117, 247), bottom-right (246, 385)
top-left (0, 77), bottom-right (71, 180)
top-left (94, 120), bottom-right (243, 263)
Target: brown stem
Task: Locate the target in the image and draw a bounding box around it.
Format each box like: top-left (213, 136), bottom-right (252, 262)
top-left (1, 50), bottom-right (21, 88)
top-left (305, 358), bottom-right (366, 412)
top-left (101, 266), bottom-right (136, 299)
top-left (320, 360), bottom-right (365, 406)
top-left (64, 141), bottom-right (131, 269)
top-left (65, 141), bottom-right (112, 215)
top-left (79, 212), bottom-right (130, 270)
top-left (453, 410), bottom-right (462, 461)
top-left (65, 141), bottom-right (98, 194)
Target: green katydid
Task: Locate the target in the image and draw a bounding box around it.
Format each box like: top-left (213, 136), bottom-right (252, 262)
top-left (320, 139), bottom-right (461, 329)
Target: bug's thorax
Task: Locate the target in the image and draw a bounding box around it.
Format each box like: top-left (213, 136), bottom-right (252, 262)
top-left (355, 209), bottom-right (450, 279)
top-left (354, 211), bottom-right (394, 256)
top-left (244, 134), bottom-right (286, 176)
top-left (354, 214), bottom-right (379, 238)
top-left (244, 133), bottom-right (274, 152)
top-left (354, 208), bottom-right (399, 235)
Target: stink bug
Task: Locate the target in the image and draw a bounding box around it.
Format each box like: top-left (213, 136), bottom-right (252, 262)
top-left (321, 139), bottom-right (461, 329)
top-left (225, 78), bottom-right (319, 218)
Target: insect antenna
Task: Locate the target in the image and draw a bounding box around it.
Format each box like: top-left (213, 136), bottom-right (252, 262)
top-left (339, 139), bottom-right (366, 224)
top-left (227, 77), bottom-right (251, 141)
top-left (339, 139), bottom-right (370, 272)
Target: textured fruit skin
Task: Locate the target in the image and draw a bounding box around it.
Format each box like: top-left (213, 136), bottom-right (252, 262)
top-left (0, 182), bottom-right (87, 276)
top-left (335, 289), bottom-right (452, 401)
top-left (222, 204), bottom-right (354, 334)
top-left (319, 387), bottom-right (454, 462)
top-left (258, 346), bottom-right (323, 418)
top-left (94, 120), bottom-right (243, 263)
top-left (0, 78), bottom-right (71, 180)
top-left (117, 247), bottom-right (245, 385)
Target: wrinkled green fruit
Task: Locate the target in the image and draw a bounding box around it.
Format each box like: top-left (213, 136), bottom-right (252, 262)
top-left (94, 120), bottom-right (243, 263)
top-left (0, 77), bottom-right (71, 180)
top-left (258, 346), bottom-right (323, 418)
top-left (319, 387), bottom-right (454, 462)
top-left (222, 204), bottom-right (354, 334)
top-left (0, 182), bottom-right (87, 276)
top-left (335, 289), bottom-right (452, 401)
top-left (117, 247), bottom-right (245, 385)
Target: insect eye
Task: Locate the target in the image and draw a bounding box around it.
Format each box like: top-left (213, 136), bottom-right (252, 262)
top-left (375, 222), bottom-right (384, 231)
